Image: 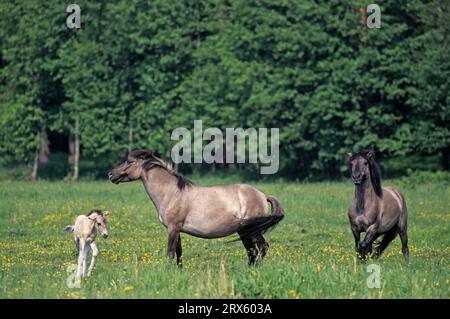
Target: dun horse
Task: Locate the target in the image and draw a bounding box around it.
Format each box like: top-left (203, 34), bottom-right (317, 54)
top-left (347, 149), bottom-right (409, 261)
top-left (108, 149), bottom-right (284, 267)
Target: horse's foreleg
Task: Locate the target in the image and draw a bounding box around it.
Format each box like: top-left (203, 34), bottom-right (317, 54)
top-left (374, 228), bottom-right (396, 258)
top-left (167, 227), bottom-right (180, 263)
top-left (359, 224), bottom-right (378, 261)
top-left (82, 243), bottom-right (90, 277)
top-left (87, 241), bottom-right (98, 277)
top-left (351, 226), bottom-right (360, 252)
top-left (76, 240), bottom-right (85, 279)
top-left (176, 234), bottom-right (183, 268)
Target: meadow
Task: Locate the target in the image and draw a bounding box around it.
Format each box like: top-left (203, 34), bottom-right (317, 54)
top-left (0, 176), bottom-right (448, 298)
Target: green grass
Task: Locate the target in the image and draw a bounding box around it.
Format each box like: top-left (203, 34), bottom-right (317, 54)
top-left (0, 178), bottom-right (448, 298)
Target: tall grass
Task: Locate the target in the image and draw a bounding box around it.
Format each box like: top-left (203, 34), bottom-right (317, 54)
top-left (0, 178), bottom-right (448, 298)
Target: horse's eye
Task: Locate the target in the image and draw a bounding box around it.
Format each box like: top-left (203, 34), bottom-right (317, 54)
top-left (364, 162), bottom-right (368, 166)
top-left (97, 223), bottom-right (101, 226)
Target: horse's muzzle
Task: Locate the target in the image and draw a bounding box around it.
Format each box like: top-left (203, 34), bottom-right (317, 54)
top-left (352, 175), bottom-right (363, 185)
top-left (108, 171), bottom-right (121, 184)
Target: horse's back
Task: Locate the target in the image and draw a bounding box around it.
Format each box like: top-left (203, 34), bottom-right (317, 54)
top-left (187, 183), bottom-right (268, 216)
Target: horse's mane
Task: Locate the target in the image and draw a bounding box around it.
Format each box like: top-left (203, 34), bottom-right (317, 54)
top-left (129, 149), bottom-right (193, 191)
top-left (351, 149), bottom-right (383, 197)
top-left (86, 209), bottom-right (103, 216)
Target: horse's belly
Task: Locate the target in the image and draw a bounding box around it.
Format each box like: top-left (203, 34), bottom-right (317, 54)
top-left (181, 224), bottom-right (238, 239)
top-left (181, 211), bottom-right (241, 239)
top-left (379, 215), bottom-right (399, 233)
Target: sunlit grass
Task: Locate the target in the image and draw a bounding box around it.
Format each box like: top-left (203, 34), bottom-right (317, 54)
top-left (0, 179), bottom-right (448, 298)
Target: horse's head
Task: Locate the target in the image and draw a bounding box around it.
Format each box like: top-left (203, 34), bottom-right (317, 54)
top-left (88, 209), bottom-right (110, 239)
top-left (347, 150), bottom-right (375, 185)
top-left (108, 149), bottom-right (156, 184)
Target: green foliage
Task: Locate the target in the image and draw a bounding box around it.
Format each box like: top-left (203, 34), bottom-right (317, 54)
top-left (0, 0), bottom-right (448, 178)
top-left (399, 170), bottom-right (450, 189)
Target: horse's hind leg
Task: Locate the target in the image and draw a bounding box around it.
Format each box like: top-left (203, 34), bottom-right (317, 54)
top-left (398, 225), bottom-right (409, 261)
top-left (398, 202), bottom-right (409, 261)
top-left (176, 234), bottom-right (183, 268)
top-left (240, 235), bottom-right (258, 266)
top-left (374, 228), bottom-right (397, 258)
top-left (255, 235), bottom-right (269, 266)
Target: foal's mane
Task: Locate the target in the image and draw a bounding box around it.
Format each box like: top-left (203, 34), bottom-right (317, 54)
top-left (351, 150), bottom-right (383, 197)
top-left (86, 209), bottom-right (103, 216)
top-left (129, 149), bottom-right (193, 191)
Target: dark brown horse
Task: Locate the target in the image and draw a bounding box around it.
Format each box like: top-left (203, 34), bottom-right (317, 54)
top-left (108, 149), bottom-right (284, 267)
top-left (347, 149), bottom-right (409, 261)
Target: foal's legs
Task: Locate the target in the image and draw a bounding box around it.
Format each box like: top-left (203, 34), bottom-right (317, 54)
top-left (255, 235), bottom-right (269, 266)
top-left (87, 241), bottom-right (98, 277)
top-left (240, 235), bottom-right (258, 266)
top-left (76, 239), bottom-right (90, 279)
top-left (82, 244), bottom-right (90, 277)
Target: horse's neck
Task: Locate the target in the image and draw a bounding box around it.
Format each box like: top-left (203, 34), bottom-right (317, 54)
top-left (141, 168), bottom-right (179, 215)
top-left (355, 179), bottom-right (377, 215)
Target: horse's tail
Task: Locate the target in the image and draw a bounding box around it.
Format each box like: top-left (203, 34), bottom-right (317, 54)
top-left (63, 225), bottom-right (74, 233)
top-left (237, 196), bottom-right (285, 239)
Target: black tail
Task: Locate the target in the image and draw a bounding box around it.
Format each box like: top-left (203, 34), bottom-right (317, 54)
top-left (237, 196), bottom-right (285, 239)
top-left (63, 225), bottom-right (74, 232)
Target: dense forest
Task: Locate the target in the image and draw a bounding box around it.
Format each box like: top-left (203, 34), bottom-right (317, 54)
top-left (0, 0), bottom-right (448, 180)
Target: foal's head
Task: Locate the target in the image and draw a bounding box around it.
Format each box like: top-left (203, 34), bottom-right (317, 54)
top-left (109, 149), bottom-right (158, 184)
top-left (87, 210), bottom-right (110, 238)
top-left (347, 149), bottom-right (383, 196)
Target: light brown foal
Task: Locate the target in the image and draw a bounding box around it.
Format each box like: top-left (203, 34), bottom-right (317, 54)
top-left (109, 149), bottom-right (284, 267)
top-left (348, 150), bottom-right (409, 261)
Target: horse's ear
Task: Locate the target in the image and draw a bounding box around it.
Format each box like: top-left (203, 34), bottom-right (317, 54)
top-left (88, 213), bottom-right (98, 220)
top-left (347, 152), bottom-right (353, 161)
top-left (103, 211), bottom-right (111, 217)
top-left (367, 150), bottom-right (375, 160)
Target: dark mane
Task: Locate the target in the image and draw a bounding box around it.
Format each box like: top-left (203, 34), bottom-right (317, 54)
top-left (86, 209), bottom-right (102, 216)
top-left (351, 150), bottom-right (383, 197)
top-left (130, 149), bottom-right (193, 191)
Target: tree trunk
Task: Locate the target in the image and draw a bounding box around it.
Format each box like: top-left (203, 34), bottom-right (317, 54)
top-left (128, 118), bottom-right (133, 151)
top-left (30, 148), bottom-right (39, 182)
top-left (38, 130), bottom-right (50, 164)
top-left (31, 130), bottom-right (49, 181)
top-left (73, 118), bottom-right (80, 181)
top-left (68, 135), bottom-right (75, 164)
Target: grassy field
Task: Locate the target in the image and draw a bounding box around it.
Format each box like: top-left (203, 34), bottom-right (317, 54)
top-left (0, 177), bottom-right (448, 298)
